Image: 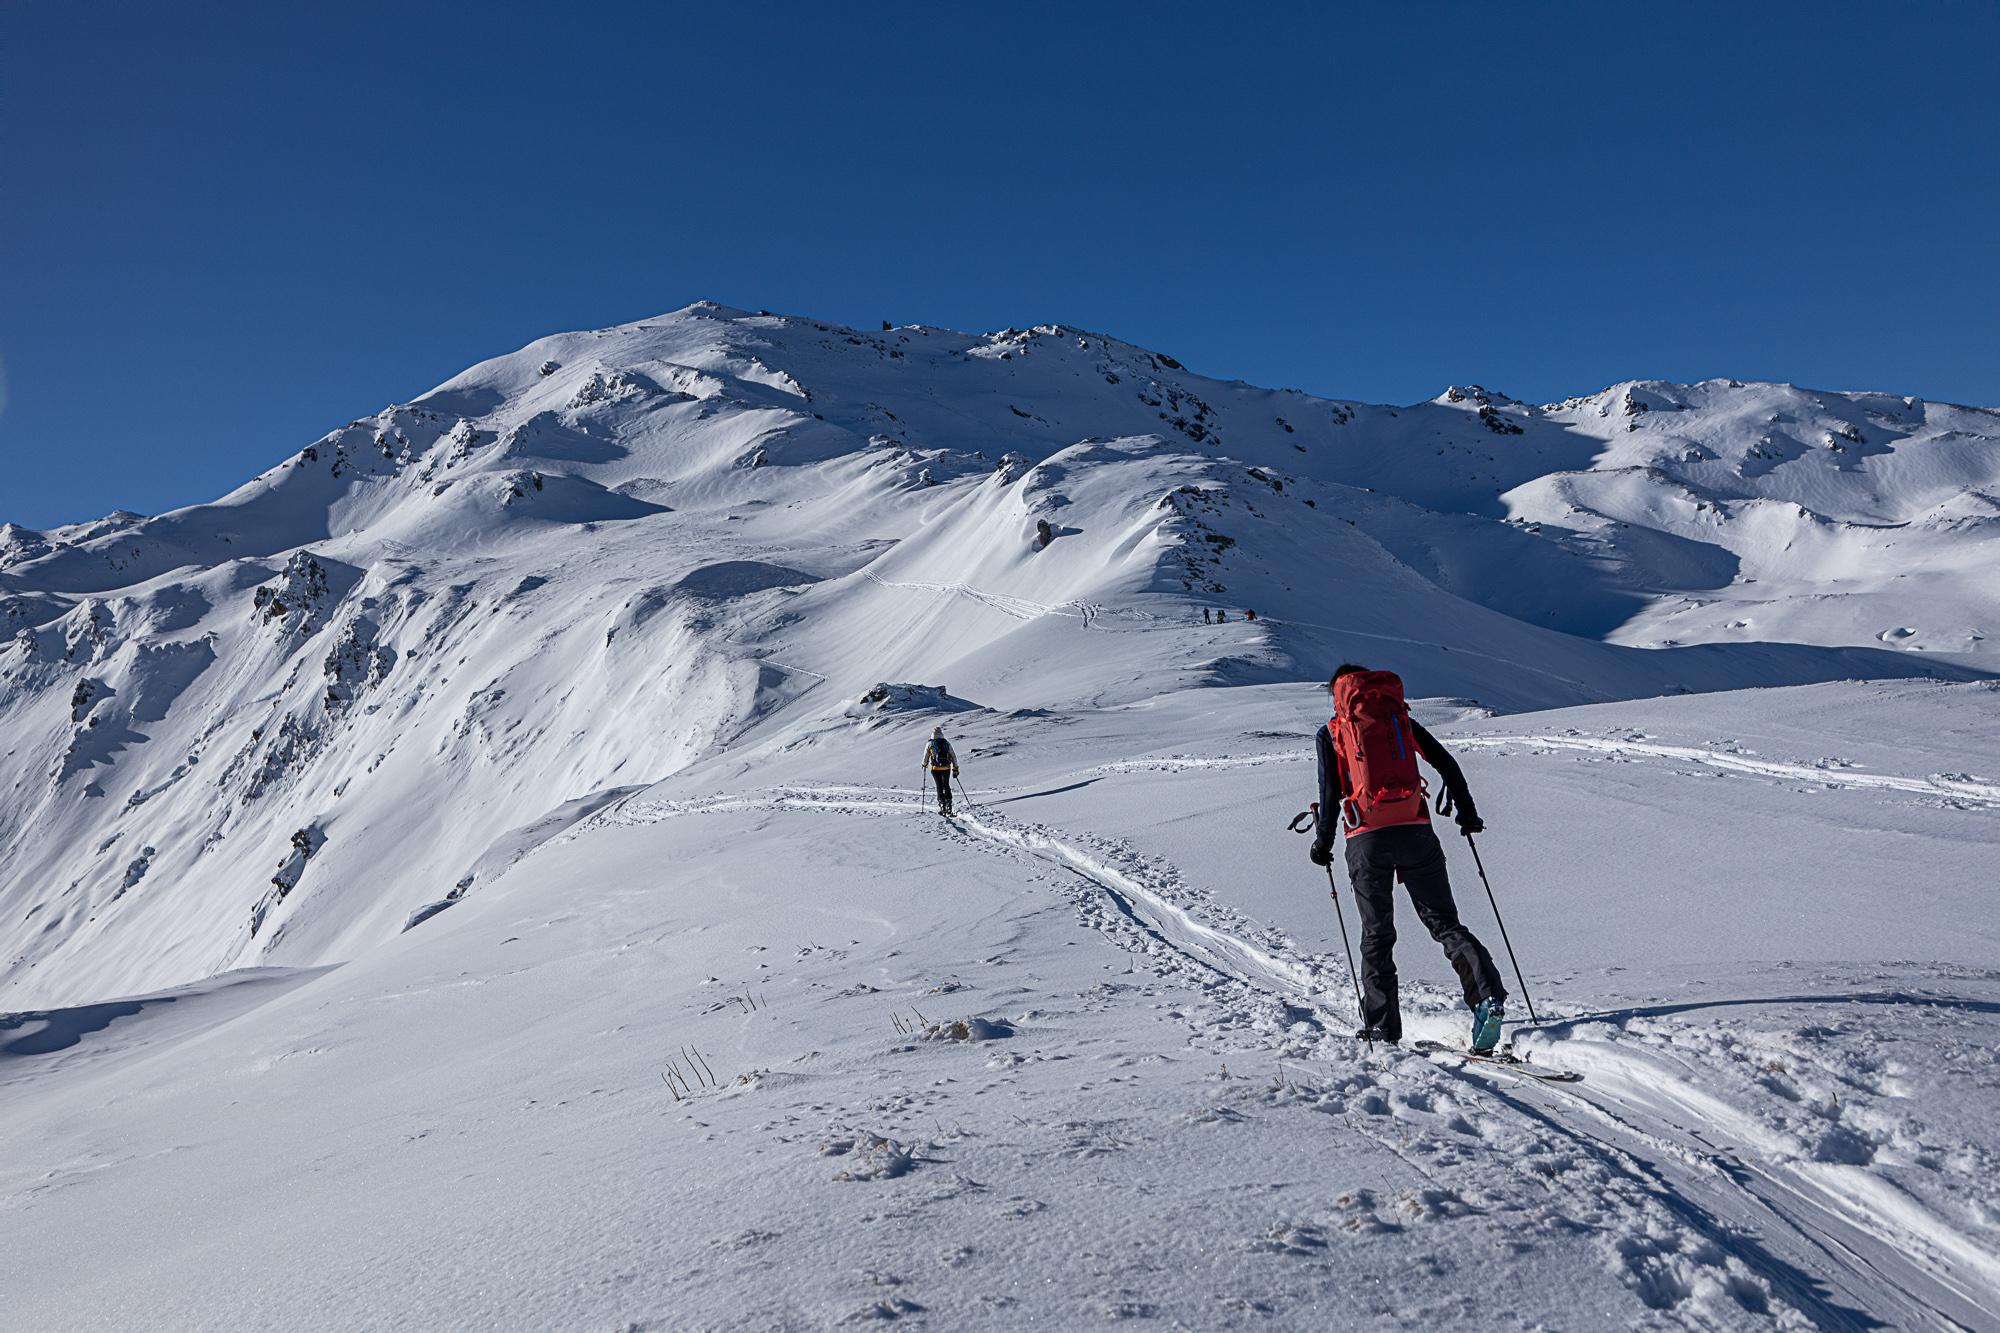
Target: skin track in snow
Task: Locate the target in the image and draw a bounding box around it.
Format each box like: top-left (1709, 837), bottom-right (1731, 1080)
top-left (1412, 1040), bottom-right (1584, 1082)
top-left (2, 305), bottom-right (1998, 1329)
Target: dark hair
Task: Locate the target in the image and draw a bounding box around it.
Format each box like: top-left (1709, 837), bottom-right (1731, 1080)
top-left (1327, 662), bottom-right (1369, 690)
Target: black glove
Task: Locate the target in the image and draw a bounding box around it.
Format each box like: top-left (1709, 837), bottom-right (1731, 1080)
top-left (1309, 841), bottom-right (1333, 867)
top-left (1456, 814), bottom-right (1485, 836)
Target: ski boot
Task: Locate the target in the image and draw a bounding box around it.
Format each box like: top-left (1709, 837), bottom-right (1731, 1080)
top-left (1353, 1028), bottom-right (1398, 1045)
top-left (1471, 999), bottom-right (1505, 1055)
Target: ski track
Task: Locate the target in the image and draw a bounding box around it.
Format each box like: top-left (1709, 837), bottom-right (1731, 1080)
top-left (1082, 735), bottom-right (2000, 806)
top-left (572, 783), bottom-right (1327, 1007)
top-left (863, 572), bottom-right (1086, 623)
top-left (861, 572), bottom-right (1155, 630)
top-left (557, 778), bottom-right (2000, 1330)
top-left (1549, 1029), bottom-right (2000, 1329)
top-left (1540, 1044), bottom-right (1999, 1331)
top-left (1456, 734), bottom-right (2000, 805)
top-left (1089, 751), bottom-right (1311, 775)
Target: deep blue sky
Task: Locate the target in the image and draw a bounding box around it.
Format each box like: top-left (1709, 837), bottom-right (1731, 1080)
top-left (3, 2), bottom-right (1996, 529)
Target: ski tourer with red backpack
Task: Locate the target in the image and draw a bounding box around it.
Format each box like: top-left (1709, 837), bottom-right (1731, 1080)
top-left (1311, 664), bottom-right (1509, 1053)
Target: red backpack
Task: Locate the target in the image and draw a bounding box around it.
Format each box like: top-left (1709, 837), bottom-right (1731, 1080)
top-left (1329, 670), bottom-right (1427, 833)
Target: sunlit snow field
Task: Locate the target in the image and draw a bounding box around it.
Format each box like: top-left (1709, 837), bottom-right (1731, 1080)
top-left (3, 305), bottom-right (1997, 1329)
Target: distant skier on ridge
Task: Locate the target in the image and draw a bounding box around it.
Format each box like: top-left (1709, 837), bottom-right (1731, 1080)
top-left (923, 727), bottom-right (960, 816)
top-left (1309, 663), bottom-right (1508, 1052)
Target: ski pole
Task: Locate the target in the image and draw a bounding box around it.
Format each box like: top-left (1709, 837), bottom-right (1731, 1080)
top-left (1324, 865), bottom-right (1370, 1052)
top-left (954, 772), bottom-right (971, 811)
top-left (1463, 833), bottom-right (1539, 1025)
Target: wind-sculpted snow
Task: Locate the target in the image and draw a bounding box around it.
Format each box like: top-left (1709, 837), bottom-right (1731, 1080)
top-left (2, 302), bottom-right (1999, 1326)
top-left (2, 301), bottom-right (1992, 1010)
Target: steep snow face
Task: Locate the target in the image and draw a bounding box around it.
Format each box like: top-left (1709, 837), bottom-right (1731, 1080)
top-left (0, 303), bottom-right (1993, 1009)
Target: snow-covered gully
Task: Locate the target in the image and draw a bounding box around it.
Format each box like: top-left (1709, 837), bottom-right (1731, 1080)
top-left (576, 780), bottom-right (2000, 1330)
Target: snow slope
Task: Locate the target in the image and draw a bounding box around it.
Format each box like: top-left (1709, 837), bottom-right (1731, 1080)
top-left (3, 303), bottom-right (1998, 1328)
top-left (3, 303), bottom-right (1992, 1011)
top-left (4, 678), bottom-right (1996, 1330)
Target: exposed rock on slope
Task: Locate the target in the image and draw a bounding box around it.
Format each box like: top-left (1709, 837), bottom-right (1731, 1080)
top-left (1, 302), bottom-right (1992, 1007)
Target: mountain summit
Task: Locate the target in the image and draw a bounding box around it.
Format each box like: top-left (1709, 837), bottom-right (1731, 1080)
top-left (1, 301), bottom-right (1993, 1007)
top-left (5, 304), bottom-right (1999, 1330)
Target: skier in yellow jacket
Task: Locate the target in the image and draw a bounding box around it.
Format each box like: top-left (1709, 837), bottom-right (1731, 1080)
top-left (922, 727), bottom-right (959, 816)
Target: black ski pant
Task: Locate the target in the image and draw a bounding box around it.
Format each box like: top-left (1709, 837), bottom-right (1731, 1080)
top-left (931, 769), bottom-right (953, 807)
top-left (1344, 822), bottom-right (1506, 1042)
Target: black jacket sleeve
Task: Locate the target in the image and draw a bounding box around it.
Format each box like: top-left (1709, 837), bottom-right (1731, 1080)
top-left (1410, 721), bottom-right (1476, 822)
top-left (1313, 725), bottom-right (1345, 847)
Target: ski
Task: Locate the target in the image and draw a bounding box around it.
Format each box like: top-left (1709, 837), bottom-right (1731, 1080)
top-left (1412, 1040), bottom-right (1581, 1082)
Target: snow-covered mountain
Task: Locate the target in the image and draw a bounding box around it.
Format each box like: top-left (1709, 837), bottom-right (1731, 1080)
top-left (5, 304), bottom-right (1999, 1330)
top-left (2, 302), bottom-right (1993, 1010)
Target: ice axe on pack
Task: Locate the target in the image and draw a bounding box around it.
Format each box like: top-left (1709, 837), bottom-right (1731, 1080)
top-left (1291, 802), bottom-right (1370, 1050)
